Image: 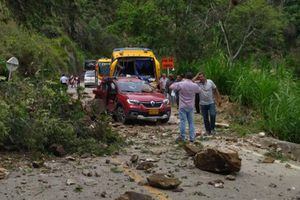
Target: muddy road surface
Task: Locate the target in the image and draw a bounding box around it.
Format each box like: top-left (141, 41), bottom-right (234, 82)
top-left (0, 86), bottom-right (299, 200)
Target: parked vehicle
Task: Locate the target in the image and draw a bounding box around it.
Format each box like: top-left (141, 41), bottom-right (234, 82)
top-left (84, 70), bottom-right (96, 87)
top-left (109, 48), bottom-right (161, 85)
top-left (93, 77), bottom-right (171, 124)
top-left (95, 58), bottom-right (111, 85)
top-left (84, 60), bottom-right (96, 71)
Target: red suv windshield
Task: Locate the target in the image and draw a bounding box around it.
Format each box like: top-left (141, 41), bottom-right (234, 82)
top-left (117, 81), bottom-right (153, 93)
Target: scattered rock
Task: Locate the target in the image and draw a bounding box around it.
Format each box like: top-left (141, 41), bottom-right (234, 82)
top-left (285, 163), bottom-right (292, 169)
top-left (82, 169), bottom-right (93, 177)
top-left (194, 147), bottom-right (241, 174)
top-left (0, 167), bottom-right (9, 179)
top-left (116, 191), bottom-right (154, 200)
top-left (65, 156), bottom-right (76, 161)
top-left (130, 155), bottom-right (139, 163)
top-left (258, 132), bottom-right (266, 138)
top-left (193, 191), bottom-right (207, 196)
top-left (136, 162), bottom-right (154, 170)
top-left (208, 179), bottom-right (224, 188)
top-left (49, 144), bottom-right (66, 157)
top-left (105, 159), bottom-right (111, 164)
top-left (100, 191), bottom-right (107, 198)
top-left (84, 178), bottom-right (97, 186)
top-left (183, 143), bottom-right (202, 156)
top-left (147, 173), bottom-right (181, 190)
top-left (225, 175), bottom-right (236, 181)
top-left (32, 161), bottom-right (44, 168)
top-left (81, 153), bottom-right (91, 158)
top-left (269, 183), bottom-right (277, 188)
top-left (66, 179), bottom-right (76, 186)
top-left (262, 157), bottom-right (275, 164)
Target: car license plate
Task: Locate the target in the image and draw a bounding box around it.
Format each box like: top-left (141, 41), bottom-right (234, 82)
top-left (149, 109), bottom-right (159, 115)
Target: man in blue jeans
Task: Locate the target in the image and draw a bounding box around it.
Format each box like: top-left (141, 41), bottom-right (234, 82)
top-left (170, 72), bottom-right (201, 142)
top-left (194, 72), bottom-right (221, 135)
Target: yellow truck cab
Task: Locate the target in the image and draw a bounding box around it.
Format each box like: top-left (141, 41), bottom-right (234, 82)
top-left (95, 58), bottom-right (111, 84)
top-left (110, 48), bottom-right (161, 83)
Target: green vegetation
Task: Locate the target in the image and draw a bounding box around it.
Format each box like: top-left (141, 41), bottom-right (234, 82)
top-left (175, 55), bottom-right (300, 143)
top-left (0, 78), bottom-right (123, 155)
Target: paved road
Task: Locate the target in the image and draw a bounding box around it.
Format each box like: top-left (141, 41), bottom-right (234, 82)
top-left (0, 86), bottom-right (299, 200)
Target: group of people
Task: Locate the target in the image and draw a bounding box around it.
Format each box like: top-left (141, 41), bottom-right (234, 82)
top-left (160, 72), bottom-right (221, 143)
top-left (60, 74), bottom-right (80, 88)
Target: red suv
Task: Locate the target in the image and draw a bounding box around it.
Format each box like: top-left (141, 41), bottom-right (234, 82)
top-left (93, 77), bottom-right (171, 124)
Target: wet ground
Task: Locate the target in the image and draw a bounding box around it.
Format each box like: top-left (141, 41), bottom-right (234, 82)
top-left (0, 86), bottom-right (299, 200)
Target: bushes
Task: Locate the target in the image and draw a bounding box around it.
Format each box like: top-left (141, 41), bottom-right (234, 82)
top-left (0, 79), bottom-right (123, 154)
top-left (175, 55), bottom-right (300, 143)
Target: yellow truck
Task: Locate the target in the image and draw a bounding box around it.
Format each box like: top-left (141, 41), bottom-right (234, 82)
top-left (95, 58), bottom-right (111, 84)
top-left (109, 48), bottom-right (161, 84)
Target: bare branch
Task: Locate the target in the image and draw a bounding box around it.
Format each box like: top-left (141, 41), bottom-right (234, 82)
top-left (219, 20), bottom-right (232, 59)
top-left (232, 25), bottom-right (255, 60)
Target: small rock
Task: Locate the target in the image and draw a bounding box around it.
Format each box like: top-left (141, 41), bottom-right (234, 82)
top-left (225, 175), bottom-right (236, 181)
top-left (32, 161), bottom-right (44, 168)
top-left (82, 169), bottom-right (93, 177)
top-left (285, 163), bottom-right (292, 169)
top-left (138, 180), bottom-right (148, 186)
top-left (208, 179), bottom-right (224, 188)
top-left (130, 155), bottom-right (139, 163)
top-left (258, 132), bottom-right (266, 138)
top-left (105, 159), bottom-right (110, 164)
top-left (269, 183), bottom-right (277, 188)
top-left (65, 156), bottom-right (76, 161)
top-left (0, 167), bottom-right (9, 179)
top-left (84, 178), bottom-right (97, 186)
top-left (81, 153), bottom-right (91, 158)
top-left (66, 179), bottom-right (76, 186)
top-left (147, 173), bottom-right (181, 190)
top-left (262, 157), bottom-right (275, 164)
top-left (193, 191), bottom-right (207, 196)
top-left (49, 144), bottom-right (66, 157)
top-left (116, 191), bottom-right (154, 200)
top-left (136, 162), bottom-right (154, 170)
top-left (101, 191), bottom-right (107, 198)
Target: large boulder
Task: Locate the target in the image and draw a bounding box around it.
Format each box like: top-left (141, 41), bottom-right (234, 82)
top-left (147, 173), bottom-right (181, 190)
top-left (194, 148), bottom-right (241, 174)
top-left (115, 191), bottom-right (154, 200)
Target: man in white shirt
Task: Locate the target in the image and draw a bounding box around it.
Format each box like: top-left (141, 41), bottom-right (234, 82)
top-left (194, 72), bottom-right (221, 135)
top-left (60, 74), bottom-right (69, 87)
top-left (159, 73), bottom-right (168, 94)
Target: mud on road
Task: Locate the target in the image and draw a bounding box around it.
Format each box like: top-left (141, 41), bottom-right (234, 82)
top-left (0, 86), bottom-right (300, 200)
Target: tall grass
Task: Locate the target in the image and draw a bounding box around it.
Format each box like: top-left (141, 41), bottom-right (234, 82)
top-left (176, 55), bottom-right (300, 143)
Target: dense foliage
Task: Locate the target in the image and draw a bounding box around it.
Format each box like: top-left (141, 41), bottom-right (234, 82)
top-left (0, 78), bottom-right (122, 154)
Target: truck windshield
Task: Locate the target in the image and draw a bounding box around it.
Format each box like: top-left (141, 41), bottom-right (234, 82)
top-left (117, 81), bottom-right (153, 93)
top-left (99, 63), bottom-right (110, 75)
top-left (115, 58), bottom-right (155, 79)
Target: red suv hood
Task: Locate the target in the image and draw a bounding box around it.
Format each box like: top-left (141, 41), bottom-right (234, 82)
top-left (123, 92), bottom-right (165, 102)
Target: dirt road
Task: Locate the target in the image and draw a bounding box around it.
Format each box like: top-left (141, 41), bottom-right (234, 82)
top-left (0, 86), bottom-right (299, 200)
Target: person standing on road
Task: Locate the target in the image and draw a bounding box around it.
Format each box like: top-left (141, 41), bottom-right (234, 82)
top-left (166, 74), bottom-right (175, 105)
top-left (60, 74), bottom-right (69, 88)
top-left (159, 73), bottom-right (168, 95)
top-left (170, 72), bottom-right (201, 143)
top-left (194, 72), bottom-right (221, 135)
